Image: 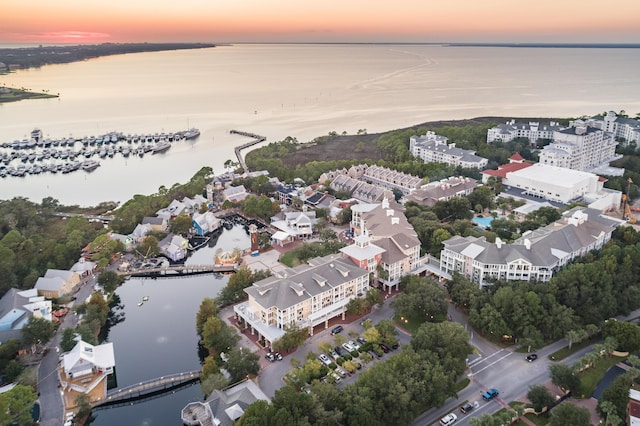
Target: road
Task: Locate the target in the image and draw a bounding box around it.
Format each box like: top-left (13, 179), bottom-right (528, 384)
top-left (37, 275), bottom-right (96, 425)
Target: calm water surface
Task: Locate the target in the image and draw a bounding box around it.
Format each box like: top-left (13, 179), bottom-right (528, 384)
top-left (89, 225), bottom-right (250, 425)
top-left (1, 44), bottom-right (639, 206)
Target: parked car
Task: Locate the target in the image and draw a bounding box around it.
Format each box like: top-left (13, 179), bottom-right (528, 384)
top-left (335, 346), bottom-right (348, 357)
top-left (318, 353), bottom-right (332, 366)
top-left (342, 342), bottom-right (356, 352)
top-left (348, 340), bottom-right (361, 350)
top-left (440, 413), bottom-right (458, 425)
top-left (329, 350), bottom-right (340, 360)
top-left (356, 336), bottom-right (367, 345)
top-left (482, 388), bottom-right (499, 401)
top-left (265, 352), bottom-right (283, 362)
top-left (525, 354), bottom-right (538, 362)
top-left (331, 325), bottom-right (343, 335)
top-left (330, 372), bottom-right (342, 383)
top-left (391, 342), bottom-right (399, 350)
top-left (460, 402), bottom-right (474, 414)
top-left (335, 366), bottom-right (347, 377)
top-left (379, 343), bottom-right (391, 353)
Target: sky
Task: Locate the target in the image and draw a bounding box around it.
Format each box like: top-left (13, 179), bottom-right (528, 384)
top-left (2, 0), bottom-right (640, 45)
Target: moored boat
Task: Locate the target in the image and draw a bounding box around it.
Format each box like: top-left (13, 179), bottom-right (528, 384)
top-left (81, 160), bottom-right (100, 171)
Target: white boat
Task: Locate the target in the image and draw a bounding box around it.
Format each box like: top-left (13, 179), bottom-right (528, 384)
top-left (152, 140), bottom-right (171, 154)
top-left (81, 160), bottom-right (100, 171)
top-left (137, 302), bottom-right (144, 307)
top-left (183, 128), bottom-right (200, 140)
top-left (142, 296), bottom-right (149, 301)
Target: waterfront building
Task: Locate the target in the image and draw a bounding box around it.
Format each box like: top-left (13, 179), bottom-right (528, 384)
top-left (223, 185), bottom-right (248, 203)
top-left (141, 216), bottom-right (168, 232)
top-left (234, 255), bottom-right (369, 349)
top-left (486, 120), bottom-right (565, 145)
top-left (539, 125), bottom-right (619, 172)
top-left (440, 207), bottom-right (621, 286)
top-left (192, 211), bottom-right (222, 236)
top-left (362, 165), bottom-right (422, 195)
top-left (59, 338), bottom-right (115, 410)
top-left (410, 131), bottom-right (488, 169)
top-left (270, 210), bottom-right (318, 242)
top-left (181, 379), bottom-right (270, 426)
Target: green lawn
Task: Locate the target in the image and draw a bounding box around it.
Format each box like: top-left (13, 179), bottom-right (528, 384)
top-left (279, 251), bottom-right (296, 267)
top-left (549, 335), bottom-right (601, 361)
top-left (576, 355), bottom-right (624, 398)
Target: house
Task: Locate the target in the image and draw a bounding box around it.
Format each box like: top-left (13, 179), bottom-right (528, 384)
top-left (34, 270), bottom-right (81, 298)
top-left (70, 258), bottom-right (97, 278)
top-left (130, 223), bottom-right (153, 243)
top-left (271, 210), bottom-right (318, 241)
top-left (440, 207), bottom-right (622, 286)
top-left (410, 131), bottom-right (488, 169)
top-left (405, 176), bottom-right (478, 207)
top-left (156, 199), bottom-right (189, 220)
top-left (234, 255), bottom-right (369, 349)
top-left (0, 288), bottom-right (52, 343)
top-left (629, 389), bottom-right (640, 426)
top-left (223, 185), bottom-right (248, 203)
top-left (481, 153), bottom-right (533, 183)
top-left (350, 197), bottom-right (422, 292)
top-left (182, 380), bottom-right (270, 426)
top-left (59, 338), bottom-right (115, 410)
top-left (160, 234), bottom-right (188, 262)
top-left (192, 211), bottom-right (222, 236)
top-left (340, 233), bottom-right (385, 274)
top-left (362, 165), bottom-right (422, 195)
top-left (142, 216), bottom-right (168, 232)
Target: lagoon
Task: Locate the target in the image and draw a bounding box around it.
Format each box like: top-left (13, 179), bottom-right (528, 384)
top-left (89, 225), bottom-right (250, 426)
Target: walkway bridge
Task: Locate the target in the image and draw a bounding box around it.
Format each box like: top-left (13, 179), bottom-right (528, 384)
top-left (118, 264), bottom-right (237, 278)
top-left (92, 370), bottom-right (201, 409)
top-left (230, 130), bottom-right (266, 174)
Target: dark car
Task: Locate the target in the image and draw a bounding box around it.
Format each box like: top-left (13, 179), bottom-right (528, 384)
top-left (335, 346), bottom-right (348, 357)
top-left (460, 402), bottom-right (474, 414)
top-left (379, 343), bottom-right (391, 353)
top-left (356, 337), bottom-right (367, 345)
top-left (525, 354), bottom-right (538, 362)
top-left (331, 325), bottom-right (344, 335)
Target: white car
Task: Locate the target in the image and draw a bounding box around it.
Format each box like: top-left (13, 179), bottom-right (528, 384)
top-left (318, 353), bottom-right (332, 366)
top-left (342, 342), bottom-right (356, 352)
top-left (334, 366), bottom-right (347, 377)
top-left (440, 413), bottom-right (457, 425)
top-left (348, 340), bottom-right (361, 350)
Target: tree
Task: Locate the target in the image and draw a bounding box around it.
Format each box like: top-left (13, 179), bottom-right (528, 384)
top-left (22, 316), bottom-right (55, 348)
top-left (75, 393), bottom-right (92, 419)
top-left (603, 319), bottom-right (640, 352)
top-left (565, 329), bottom-right (588, 350)
top-left (201, 316), bottom-right (240, 355)
top-left (139, 235), bottom-right (160, 258)
top-left (225, 347), bottom-right (260, 383)
top-left (200, 372), bottom-right (229, 398)
top-left (549, 402), bottom-right (591, 426)
top-left (171, 214), bottom-right (193, 235)
top-left (97, 270), bottom-right (124, 294)
top-left (549, 363), bottom-right (580, 394)
top-left (599, 372), bottom-right (633, 424)
top-left (0, 384), bottom-right (37, 425)
top-left (272, 324), bottom-right (308, 353)
top-left (527, 384), bottom-right (555, 412)
top-left (61, 328), bottom-right (78, 352)
top-left (196, 297), bottom-right (218, 337)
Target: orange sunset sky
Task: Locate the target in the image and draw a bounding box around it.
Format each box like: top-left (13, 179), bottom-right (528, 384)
top-left (2, 0), bottom-right (640, 44)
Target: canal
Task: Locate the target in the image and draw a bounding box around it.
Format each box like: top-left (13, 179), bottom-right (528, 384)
top-left (89, 225), bottom-right (251, 426)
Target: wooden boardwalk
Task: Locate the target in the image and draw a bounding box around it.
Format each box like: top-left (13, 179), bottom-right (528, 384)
top-left (230, 130), bottom-right (266, 174)
top-left (118, 264), bottom-right (237, 278)
top-left (92, 370), bottom-right (201, 408)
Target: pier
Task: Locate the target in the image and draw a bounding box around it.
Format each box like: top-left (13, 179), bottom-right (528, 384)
top-left (92, 370), bottom-right (201, 409)
top-left (230, 130), bottom-right (266, 174)
top-left (50, 211), bottom-right (115, 223)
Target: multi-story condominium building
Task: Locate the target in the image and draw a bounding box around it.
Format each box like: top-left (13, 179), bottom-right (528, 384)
top-left (410, 131), bottom-right (488, 169)
top-left (350, 197), bottom-right (422, 291)
top-left (440, 208), bottom-right (621, 286)
top-left (329, 174), bottom-right (394, 203)
top-left (362, 165), bottom-right (422, 195)
top-left (574, 111), bottom-right (640, 144)
top-left (486, 120), bottom-right (565, 145)
top-left (539, 125), bottom-right (618, 172)
top-left (404, 176), bottom-right (478, 207)
top-left (233, 255), bottom-right (369, 349)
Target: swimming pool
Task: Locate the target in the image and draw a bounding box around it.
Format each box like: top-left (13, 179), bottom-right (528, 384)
top-left (473, 217), bottom-right (493, 228)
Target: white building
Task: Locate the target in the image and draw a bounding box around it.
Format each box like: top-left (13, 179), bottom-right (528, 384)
top-left (440, 207), bottom-right (622, 285)
top-left (487, 120), bottom-right (565, 145)
top-left (539, 125), bottom-right (618, 172)
top-left (410, 131), bottom-right (488, 169)
top-left (576, 111), bottom-right (640, 145)
top-left (405, 176), bottom-right (478, 207)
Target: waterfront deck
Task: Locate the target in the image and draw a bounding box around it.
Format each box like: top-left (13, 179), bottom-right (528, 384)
top-left (230, 130), bottom-right (266, 174)
top-left (92, 370), bottom-right (201, 409)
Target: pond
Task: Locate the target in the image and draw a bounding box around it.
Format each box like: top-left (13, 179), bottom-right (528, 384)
top-left (89, 225), bottom-right (251, 426)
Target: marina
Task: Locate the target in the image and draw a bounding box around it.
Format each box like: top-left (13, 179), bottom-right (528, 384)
top-left (0, 128), bottom-right (199, 179)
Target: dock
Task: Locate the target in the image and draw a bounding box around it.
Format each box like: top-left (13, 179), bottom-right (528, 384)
top-left (118, 264), bottom-right (238, 278)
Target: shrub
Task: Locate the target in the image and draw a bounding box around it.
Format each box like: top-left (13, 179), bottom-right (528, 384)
top-left (328, 362), bottom-right (337, 370)
top-left (336, 358), bottom-right (345, 366)
top-left (350, 350), bottom-right (359, 358)
top-left (344, 354), bottom-right (352, 361)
